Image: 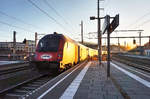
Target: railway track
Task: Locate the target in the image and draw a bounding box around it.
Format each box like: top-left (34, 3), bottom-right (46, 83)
top-left (0, 60), bottom-right (87, 99)
top-left (112, 54), bottom-right (150, 72)
top-left (0, 73), bottom-right (56, 99)
top-left (0, 62), bottom-right (31, 75)
top-left (0, 65), bottom-right (31, 76)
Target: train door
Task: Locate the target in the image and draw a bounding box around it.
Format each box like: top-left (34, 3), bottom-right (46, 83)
top-left (87, 48), bottom-right (89, 59)
top-left (78, 46), bottom-right (80, 62)
top-left (75, 45), bottom-right (78, 64)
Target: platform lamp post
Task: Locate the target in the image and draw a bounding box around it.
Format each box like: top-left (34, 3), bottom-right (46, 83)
top-left (90, 16), bottom-right (101, 65)
top-left (13, 31), bottom-right (16, 60)
top-left (90, 0), bottom-right (104, 65)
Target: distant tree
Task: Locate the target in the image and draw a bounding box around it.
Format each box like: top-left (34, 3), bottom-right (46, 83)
top-left (23, 38), bottom-right (26, 44)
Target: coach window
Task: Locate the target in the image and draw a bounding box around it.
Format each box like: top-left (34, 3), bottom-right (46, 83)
top-left (67, 42), bottom-right (68, 48)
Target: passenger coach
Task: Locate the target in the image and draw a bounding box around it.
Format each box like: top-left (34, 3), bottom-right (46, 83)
top-left (34, 32), bottom-right (98, 72)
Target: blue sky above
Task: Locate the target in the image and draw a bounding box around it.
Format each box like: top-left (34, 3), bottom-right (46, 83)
top-left (0, 0), bottom-right (150, 46)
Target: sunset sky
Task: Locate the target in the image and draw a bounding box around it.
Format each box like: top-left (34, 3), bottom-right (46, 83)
top-left (0, 0), bottom-right (150, 46)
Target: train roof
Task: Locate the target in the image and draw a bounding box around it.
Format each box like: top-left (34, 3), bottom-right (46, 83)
top-left (44, 33), bottom-right (77, 43)
top-left (43, 33), bottom-right (97, 50)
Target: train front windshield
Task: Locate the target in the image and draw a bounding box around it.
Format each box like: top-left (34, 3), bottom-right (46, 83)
top-left (37, 36), bottom-right (60, 52)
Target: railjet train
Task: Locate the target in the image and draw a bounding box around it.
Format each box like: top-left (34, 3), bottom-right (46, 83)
top-left (33, 32), bottom-right (98, 72)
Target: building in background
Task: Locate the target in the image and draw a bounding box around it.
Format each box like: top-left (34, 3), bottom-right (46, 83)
top-left (144, 42), bottom-right (150, 56)
top-left (0, 40), bottom-right (35, 60)
top-left (127, 41), bottom-right (150, 56)
top-left (24, 40), bottom-right (35, 60)
top-left (102, 45), bottom-right (127, 54)
top-left (128, 46), bottom-right (144, 55)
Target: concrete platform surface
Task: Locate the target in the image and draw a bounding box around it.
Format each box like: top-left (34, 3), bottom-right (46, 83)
top-left (25, 61), bottom-right (123, 99)
top-left (107, 61), bottom-right (150, 99)
top-left (24, 60), bottom-right (150, 99)
top-left (71, 61), bottom-right (123, 99)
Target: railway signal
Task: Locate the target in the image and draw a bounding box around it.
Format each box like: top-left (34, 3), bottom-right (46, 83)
top-left (102, 14), bottom-right (119, 77)
top-left (90, 14), bottom-right (119, 77)
top-left (109, 14), bottom-right (119, 34)
top-left (133, 39), bottom-right (136, 44)
top-left (102, 14), bottom-right (119, 35)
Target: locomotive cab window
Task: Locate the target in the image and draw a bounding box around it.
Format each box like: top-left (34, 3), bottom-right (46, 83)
top-left (37, 35), bottom-right (60, 52)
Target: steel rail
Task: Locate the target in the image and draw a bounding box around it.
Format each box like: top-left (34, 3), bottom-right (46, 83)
top-left (112, 56), bottom-right (150, 72)
top-left (0, 74), bottom-right (50, 97)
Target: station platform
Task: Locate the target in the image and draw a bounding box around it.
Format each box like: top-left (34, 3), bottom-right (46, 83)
top-left (108, 61), bottom-right (150, 99)
top-left (24, 60), bottom-right (150, 99)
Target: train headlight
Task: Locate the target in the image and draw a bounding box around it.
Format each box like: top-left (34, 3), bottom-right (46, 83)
top-left (58, 54), bottom-right (62, 57)
top-left (57, 54), bottom-right (62, 61)
top-left (57, 51), bottom-right (63, 61)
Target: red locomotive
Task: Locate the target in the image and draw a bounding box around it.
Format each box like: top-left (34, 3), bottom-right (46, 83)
top-left (33, 32), bottom-right (98, 72)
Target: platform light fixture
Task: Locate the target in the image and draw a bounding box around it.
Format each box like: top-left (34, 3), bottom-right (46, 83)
top-left (90, 16), bottom-right (96, 20)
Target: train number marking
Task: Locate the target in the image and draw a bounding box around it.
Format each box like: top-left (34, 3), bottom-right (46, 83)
top-left (41, 54), bottom-right (52, 59)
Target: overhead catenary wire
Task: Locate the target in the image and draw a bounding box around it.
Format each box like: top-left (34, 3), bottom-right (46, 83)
top-left (134, 18), bottom-right (150, 29)
top-left (126, 11), bottom-right (150, 28)
top-left (102, 0), bottom-right (111, 16)
top-left (0, 10), bottom-right (40, 30)
top-left (104, 0), bottom-right (110, 9)
top-left (27, 0), bottom-right (69, 33)
top-left (42, 0), bottom-right (77, 33)
top-left (0, 29), bottom-right (10, 32)
top-left (0, 20), bottom-right (34, 33)
top-left (43, 0), bottom-right (69, 25)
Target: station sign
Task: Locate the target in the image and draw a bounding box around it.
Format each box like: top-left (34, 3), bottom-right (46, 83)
top-left (102, 15), bottom-right (110, 34)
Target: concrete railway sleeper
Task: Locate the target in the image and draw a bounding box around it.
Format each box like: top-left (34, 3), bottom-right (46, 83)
top-left (0, 65), bottom-right (32, 75)
top-left (112, 57), bottom-right (150, 72)
top-left (0, 74), bottom-right (55, 99)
